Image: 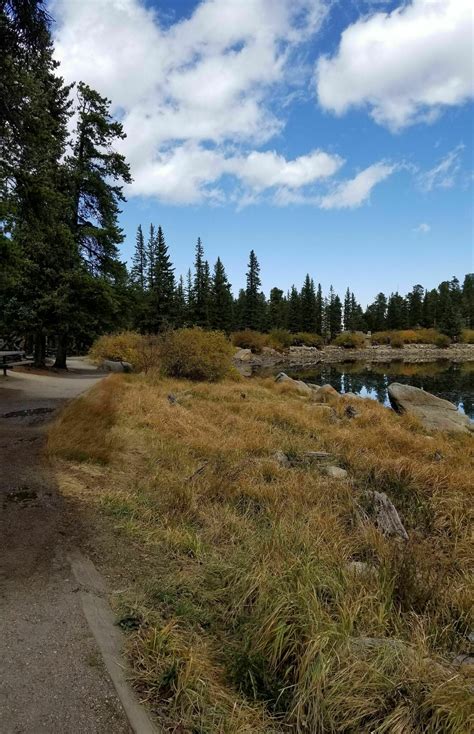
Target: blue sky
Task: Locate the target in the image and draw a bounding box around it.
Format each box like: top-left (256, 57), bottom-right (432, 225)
top-left (51, 0), bottom-right (473, 305)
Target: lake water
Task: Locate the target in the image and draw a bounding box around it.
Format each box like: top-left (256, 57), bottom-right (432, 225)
top-left (286, 361), bottom-right (474, 419)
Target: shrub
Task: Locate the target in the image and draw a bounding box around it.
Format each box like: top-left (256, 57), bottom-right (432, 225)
top-left (461, 329), bottom-right (474, 344)
top-left (160, 328), bottom-right (233, 381)
top-left (371, 331), bottom-right (391, 345)
top-left (266, 329), bottom-right (292, 351)
top-left (290, 332), bottom-right (324, 348)
top-left (89, 331), bottom-right (161, 373)
top-left (89, 331), bottom-right (145, 367)
top-left (390, 335), bottom-right (405, 349)
top-left (434, 333), bottom-right (451, 348)
top-left (332, 332), bottom-right (366, 349)
top-left (231, 330), bottom-right (267, 354)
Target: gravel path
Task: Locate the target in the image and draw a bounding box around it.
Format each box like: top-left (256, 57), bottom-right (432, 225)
top-left (0, 359), bottom-right (132, 733)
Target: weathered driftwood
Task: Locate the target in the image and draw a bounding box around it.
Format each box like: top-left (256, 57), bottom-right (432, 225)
top-left (360, 490), bottom-right (409, 540)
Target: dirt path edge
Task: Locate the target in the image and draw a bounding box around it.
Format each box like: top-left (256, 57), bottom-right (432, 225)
top-left (69, 550), bottom-right (159, 734)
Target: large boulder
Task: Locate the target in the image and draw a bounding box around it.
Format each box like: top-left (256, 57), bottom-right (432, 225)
top-left (312, 384), bottom-right (340, 403)
top-left (388, 383), bottom-right (472, 434)
top-left (275, 372), bottom-right (313, 396)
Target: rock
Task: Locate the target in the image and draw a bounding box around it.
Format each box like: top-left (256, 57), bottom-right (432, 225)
top-left (302, 451), bottom-right (333, 464)
top-left (311, 384), bottom-right (340, 403)
top-left (344, 392), bottom-right (361, 399)
top-left (273, 450), bottom-right (291, 468)
top-left (346, 561), bottom-right (376, 577)
top-left (452, 654), bottom-right (474, 676)
top-left (388, 382), bottom-right (472, 434)
top-left (234, 348), bottom-right (253, 362)
top-left (275, 372), bottom-right (313, 396)
top-left (101, 359), bottom-right (133, 373)
top-left (361, 490), bottom-right (408, 540)
top-left (323, 466), bottom-right (348, 479)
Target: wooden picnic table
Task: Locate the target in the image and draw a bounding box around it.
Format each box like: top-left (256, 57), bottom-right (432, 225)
top-left (0, 351), bottom-right (28, 376)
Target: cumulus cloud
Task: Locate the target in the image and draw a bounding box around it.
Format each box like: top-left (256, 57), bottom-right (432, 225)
top-left (417, 145), bottom-right (465, 191)
top-left (318, 162), bottom-right (396, 209)
top-left (413, 222), bottom-right (431, 233)
top-left (52, 0), bottom-right (339, 204)
top-left (316, 0), bottom-right (473, 130)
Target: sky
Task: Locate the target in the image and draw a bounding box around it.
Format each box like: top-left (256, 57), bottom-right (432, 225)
top-left (50, 0), bottom-right (473, 305)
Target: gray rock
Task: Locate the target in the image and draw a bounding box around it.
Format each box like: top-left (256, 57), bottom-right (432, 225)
top-left (234, 348), bottom-right (253, 362)
top-left (311, 384), bottom-right (340, 403)
top-left (346, 561), bottom-right (376, 577)
top-left (388, 382), bottom-right (472, 434)
top-left (323, 466), bottom-right (348, 479)
top-left (275, 372), bottom-right (313, 395)
top-left (273, 450), bottom-right (291, 468)
top-left (452, 654), bottom-right (474, 674)
top-left (302, 451), bottom-right (333, 464)
top-left (362, 490), bottom-right (408, 540)
top-left (101, 359), bottom-right (133, 373)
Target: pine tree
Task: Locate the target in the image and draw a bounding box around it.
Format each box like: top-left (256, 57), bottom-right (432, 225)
top-left (315, 283), bottom-right (323, 335)
top-left (462, 273), bottom-right (474, 328)
top-left (343, 288), bottom-right (352, 331)
top-left (147, 224), bottom-right (156, 289)
top-left (407, 284), bottom-right (424, 327)
top-left (192, 238), bottom-right (210, 327)
top-left (244, 249), bottom-right (264, 330)
top-left (288, 286), bottom-right (301, 333)
top-left (0, 0), bottom-right (77, 367)
top-left (210, 257), bottom-right (233, 332)
top-left (130, 225), bottom-right (147, 290)
top-left (268, 288), bottom-right (288, 329)
top-left (149, 225), bottom-right (175, 331)
top-left (67, 82), bottom-right (131, 277)
top-left (387, 293), bottom-right (407, 330)
top-left (327, 286), bottom-right (342, 339)
top-left (300, 275), bottom-right (317, 332)
top-left (175, 275), bottom-right (186, 327)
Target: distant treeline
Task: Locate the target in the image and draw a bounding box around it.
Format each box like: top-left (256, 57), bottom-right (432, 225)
top-left (129, 224), bottom-right (473, 340)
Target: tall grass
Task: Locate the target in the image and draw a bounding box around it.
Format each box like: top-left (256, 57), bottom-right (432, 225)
top-left (49, 374), bottom-right (474, 732)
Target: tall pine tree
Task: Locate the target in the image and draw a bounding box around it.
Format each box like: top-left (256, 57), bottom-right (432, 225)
top-left (209, 257), bottom-right (233, 332)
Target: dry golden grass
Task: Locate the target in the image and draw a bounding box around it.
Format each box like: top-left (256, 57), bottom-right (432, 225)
top-left (48, 374), bottom-right (474, 733)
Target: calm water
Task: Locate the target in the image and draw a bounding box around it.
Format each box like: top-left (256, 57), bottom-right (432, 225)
top-left (286, 361), bottom-right (474, 419)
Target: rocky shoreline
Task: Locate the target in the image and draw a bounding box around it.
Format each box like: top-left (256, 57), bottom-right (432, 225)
top-left (234, 343), bottom-right (474, 371)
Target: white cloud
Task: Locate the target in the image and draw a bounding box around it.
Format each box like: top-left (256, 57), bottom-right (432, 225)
top-left (413, 222), bottom-right (431, 233)
top-left (52, 0), bottom-right (337, 204)
top-left (318, 162), bottom-right (396, 209)
top-left (130, 144), bottom-right (343, 204)
top-left (316, 0), bottom-right (473, 130)
top-left (418, 144), bottom-right (464, 191)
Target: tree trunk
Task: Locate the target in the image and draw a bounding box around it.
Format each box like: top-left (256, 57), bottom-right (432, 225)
top-left (53, 334), bottom-right (68, 369)
top-left (33, 332), bottom-right (46, 368)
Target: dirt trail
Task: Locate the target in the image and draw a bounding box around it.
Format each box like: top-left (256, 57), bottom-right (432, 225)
top-left (0, 359), bottom-right (131, 733)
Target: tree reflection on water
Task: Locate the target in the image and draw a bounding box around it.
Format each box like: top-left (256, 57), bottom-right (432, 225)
top-left (287, 361), bottom-right (474, 419)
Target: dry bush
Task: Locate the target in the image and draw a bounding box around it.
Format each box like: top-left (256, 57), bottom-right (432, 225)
top-left (290, 332), bottom-right (324, 348)
top-left (231, 329), bottom-right (267, 353)
top-left (390, 334), bottom-right (405, 348)
top-left (49, 374), bottom-right (474, 732)
top-left (461, 329), bottom-right (474, 344)
top-left (434, 333), bottom-right (451, 349)
top-left (160, 327), bottom-right (233, 381)
top-left (89, 331), bottom-right (144, 366)
top-left (266, 329), bottom-right (292, 351)
top-left (371, 330), bottom-right (392, 345)
top-left (332, 331), bottom-right (366, 349)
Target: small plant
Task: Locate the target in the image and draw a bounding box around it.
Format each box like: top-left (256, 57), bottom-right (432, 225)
top-left (390, 334), bottom-right (405, 349)
top-left (290, 332), bottom-right (324, 348)
top-left (231, 330), bottom-right (267, 354)
top-left (461, 329), bottom-right (474, 344)
top-left (160, 328), bottom-right (233, 381)
top-left (266, 329), bottom-right (292, 351)
top-left (434, 333), bottom-right (451, 348)
top-left (333, 332), bottom-right (366, 349)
